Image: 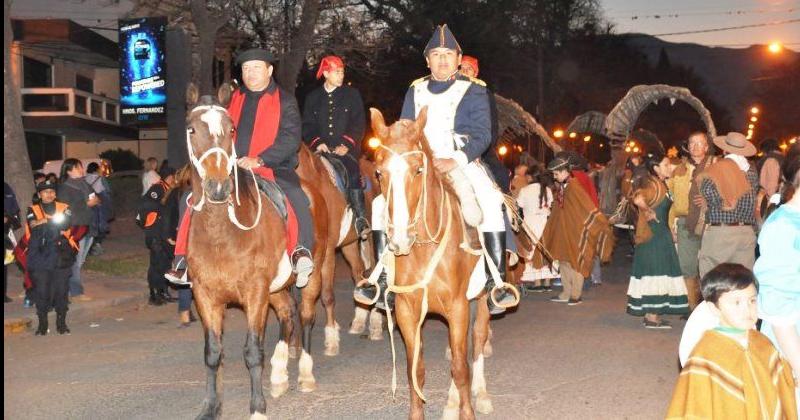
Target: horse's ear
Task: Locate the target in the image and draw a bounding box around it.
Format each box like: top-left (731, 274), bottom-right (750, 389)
top-left (217, 83), bottom-right (234, 107)
top-left (415, 106), bottom-right (428, 135)
top-left (186, 83), bottom-right (199, 107)
top-left (370, 108), bottom-right (389, 139)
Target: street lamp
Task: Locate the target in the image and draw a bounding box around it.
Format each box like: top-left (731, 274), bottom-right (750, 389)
top-left (583, 135), bottom-right (591, 142)
top-left (750, 116), bottom-right (758, 123)
top-left (553, 129), bottom-right (564, 139)
top-left (498, 145), bottom-right (508, 156)
top-left (367, 137), bottom-right (381, 150)
top-left (750, 106), bottom-right (760, 114)
top-left (569, 132), bottom-right (577, 139)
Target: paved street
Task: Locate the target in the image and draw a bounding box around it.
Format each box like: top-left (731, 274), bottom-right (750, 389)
top-left (4, 230), bottom-right (684, 419)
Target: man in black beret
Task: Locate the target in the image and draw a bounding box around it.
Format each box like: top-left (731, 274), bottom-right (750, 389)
top-left (302, 55), bottom-right (369, 239)
top-left (229, 48), bottom-right (315, 287)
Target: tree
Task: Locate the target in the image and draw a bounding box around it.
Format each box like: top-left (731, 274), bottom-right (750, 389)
top-left (4, 0), bottom-right (35, 212)
top-left (189, 0), bottom-right (231, 95)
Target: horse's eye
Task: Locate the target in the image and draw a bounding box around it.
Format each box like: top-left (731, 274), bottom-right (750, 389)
top-left (375, 170), bottom-right (382, 180)
top-left (188, 127), bottom-right (196, 134)
top-left (415, 167), bottom-right (424, 175)
top-left (230, 127), bottom-right (236, 134)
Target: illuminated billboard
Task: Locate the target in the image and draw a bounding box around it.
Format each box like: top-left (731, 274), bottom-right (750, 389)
top-left (119, 17), bottom-right (167, 125)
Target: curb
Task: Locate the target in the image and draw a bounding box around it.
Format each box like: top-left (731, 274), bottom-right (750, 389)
top-left (3, 291), bottom-right (148, 336)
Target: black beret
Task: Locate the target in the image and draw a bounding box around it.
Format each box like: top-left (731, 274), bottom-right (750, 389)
top-left (159, 166), bottom-right (176, 179)
top-left (236, 48), bottom-right (275, 65)
top-left (37, 180), bottom-right (57, 192)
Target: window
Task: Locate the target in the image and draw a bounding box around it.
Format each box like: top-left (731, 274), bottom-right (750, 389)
top-left (76, 74), bottom-right (94, 93)
top-left (25, 132), bottom-right (62, 171)
top-left (23, 56), bottom-right (52, 88)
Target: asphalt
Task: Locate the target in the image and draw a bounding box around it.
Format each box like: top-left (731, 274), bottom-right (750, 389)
top-left (4, 227), bottom-right (684, 419)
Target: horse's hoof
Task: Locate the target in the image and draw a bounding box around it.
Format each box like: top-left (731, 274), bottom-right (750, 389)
top-left (195, 400), bottom-right (221, 420)
top-left (368, 328), bottom-right (383, 341)
top-left (324, 324), bottom-right (340, 356)
top-left (324, 344), bottom-right (339, 357)
top-left (249, 412), bottom-right (268, 420)
top-left (348, 321), bottom-right (366, 335)
top-left (483, 342), bottom-right (493, 358)
top-left (441, 406), bottom-right (459, 420)
top-left (475, 395), bottom-right (494, 414)
top-left (298, 377), bottom-right (317, 393)
top-left (270, 381), bottom-right (289, 399)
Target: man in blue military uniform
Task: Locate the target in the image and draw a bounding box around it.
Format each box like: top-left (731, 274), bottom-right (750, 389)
top-left (355, 25), bottom-right (518, 315)
top-left (302, 55), bottom-right (370, 239)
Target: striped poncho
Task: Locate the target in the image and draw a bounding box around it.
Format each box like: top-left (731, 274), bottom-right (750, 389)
top-left (667, 329), bottom-right (797, 419)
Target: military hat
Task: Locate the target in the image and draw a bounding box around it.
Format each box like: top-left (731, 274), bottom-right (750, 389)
top-left (236, 48), bottom-right (275, 65)
top-left (36, 180), bottom-right (57, 192)
top-left (424, 24), bottom-right (462, 55)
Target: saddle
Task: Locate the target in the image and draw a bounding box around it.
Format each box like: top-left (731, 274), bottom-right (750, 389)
top-left (253, 176), bottom-right (288, 222)
top-left (318, 155), bottom-right (349, 193)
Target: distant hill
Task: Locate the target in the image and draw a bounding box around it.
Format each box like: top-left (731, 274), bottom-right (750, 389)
top-left (618, 34), bottom-right (799, 119)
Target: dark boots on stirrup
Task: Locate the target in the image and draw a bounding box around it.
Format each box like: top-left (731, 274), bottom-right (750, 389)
top-left (56, 312), bottom-right (70, 335)
top-left (35, 312), bottom-right (48, 336)
top-left (484, 232), bottom-right (516, 315)
top-left (159, 287), bottom-right (178, 303)
top-left (353, 231), bottom-right (394, 311)
top-left (348, 188), bottom-right (371, 240)
top-left (149, 288), bottom-right (165, 306)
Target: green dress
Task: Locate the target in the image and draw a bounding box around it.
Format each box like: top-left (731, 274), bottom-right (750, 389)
top-left (626, 194), bottom-right (689, 316)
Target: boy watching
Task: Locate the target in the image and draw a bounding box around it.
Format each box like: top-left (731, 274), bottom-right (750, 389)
top-left (667, 263), bottom-right (797, 419)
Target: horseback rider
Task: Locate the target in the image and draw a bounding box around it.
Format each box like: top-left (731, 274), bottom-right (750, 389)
top-left (229, 48), bottom-right (315, 286)
top-left (355, 25), bottom-right (517, 315)
top-left (301, 55), bottom-right (370, 239)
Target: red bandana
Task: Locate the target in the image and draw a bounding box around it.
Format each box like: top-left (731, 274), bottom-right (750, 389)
top-left (227, 88), bottom-right (281, 180)
top-left (316, 55), bottom-right (344, 79)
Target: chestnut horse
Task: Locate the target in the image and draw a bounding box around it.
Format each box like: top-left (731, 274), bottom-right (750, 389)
top-left (370, 107), bottom-right (494, 420)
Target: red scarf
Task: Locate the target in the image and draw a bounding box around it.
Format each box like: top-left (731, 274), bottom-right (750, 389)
top-left (227, 87), bottom-right (281, 180)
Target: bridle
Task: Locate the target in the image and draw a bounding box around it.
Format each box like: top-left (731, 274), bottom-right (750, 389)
top-left (186, 104), bottom-right (263, 231)
top-left (377, 144), bottom-right (446, 249)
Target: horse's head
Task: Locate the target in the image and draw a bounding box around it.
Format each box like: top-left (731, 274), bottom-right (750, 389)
top-left (186, 83), bottom-right (237, 203)
top-left (370, 107), bottom-right (431, 255)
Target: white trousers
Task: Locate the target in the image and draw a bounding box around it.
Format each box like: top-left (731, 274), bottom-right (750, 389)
top-left (371, 161), bottom-right (505, 233)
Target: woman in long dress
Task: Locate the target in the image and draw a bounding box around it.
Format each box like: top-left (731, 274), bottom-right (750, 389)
top-left (518, 166), bottom-right (558, 291)
top-left (627, 152), bottom-right (689, 328)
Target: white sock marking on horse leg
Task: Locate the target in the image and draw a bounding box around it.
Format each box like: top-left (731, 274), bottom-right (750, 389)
top-left (472, 353), bottom-right (493, 414)
top-left (298, 350), bottom-right (316, 393)
top-left (368, 307), bottom-right (384, 341)
top-left (442, 379), bottom-right (460, 420)
top-left (324, 322), bottom-right (340, 356)
top-left (249, 412), bottom-right (268, 420)
top-left (269, 340), bottom-right (289, 398)
top-left (349, 306), bottom-right (369, 335)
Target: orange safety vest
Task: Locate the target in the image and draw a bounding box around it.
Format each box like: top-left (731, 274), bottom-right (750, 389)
top-left (24, 202), bottom-right (80, 251)
top-left (143, 180), bottom-right (170, 228)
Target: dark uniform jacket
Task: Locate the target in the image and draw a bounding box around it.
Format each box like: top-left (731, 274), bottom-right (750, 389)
top-left (233, 81), bottom-right (302, 170)
top-left (25, 201), bottom-right (74, 270)
top-left (400, 74), bottom-right (492, 165)
top-left (141, 181), bottom-right (171, 240)
top-left (58, 177), bottom-right (95, 235)
top-left (302, 85), bottom-right (366, 158)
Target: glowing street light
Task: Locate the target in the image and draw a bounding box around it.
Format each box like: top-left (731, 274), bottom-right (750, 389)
top-left (768, 41), bottom-right (783, 54)
top-left (633, 147), bottom-right (640, 153)
top-left (498, 145), bottom-right (508, 156)
top-left (748, 124), bottom-right (755, 129)
top-left (629, 141), bottom-right (636, 147)
top-left (569, 132), bottom-right (577, 139)
top-left (367, 137), bottom-right (381, 149)
top-left (790, 137), bottom-right (797, 145)
top-left (583, 135), bottom-right (591, 142)
top-left (553, 129), bottom-right (564, 139)
top-left (750, 106), bottom-right (760, 114)
top-left (750, 116), bottom-right (758, 123)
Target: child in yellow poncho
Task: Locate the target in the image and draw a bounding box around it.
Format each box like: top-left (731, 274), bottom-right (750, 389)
top-left (667, 263), bottom-right (797, 419)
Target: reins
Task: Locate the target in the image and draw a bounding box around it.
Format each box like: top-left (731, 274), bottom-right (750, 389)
top-left (186, 104), bottom-right (263, 231)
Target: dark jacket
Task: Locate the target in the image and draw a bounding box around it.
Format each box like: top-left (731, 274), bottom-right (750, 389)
top-left (141, 181), bottom-right (171, 240)
top-left (302, 85), bottom-right (366, 157)
top-left (26, 201), bottom-right (74, 270)
top-left (400, 74), bottom-right (491, 164)
top-left (4, 182), bottom-right (21, 231)
top-left (57, 178), bottom-right (94, 231)
top-left (233, 81), bottom-right (302, 170)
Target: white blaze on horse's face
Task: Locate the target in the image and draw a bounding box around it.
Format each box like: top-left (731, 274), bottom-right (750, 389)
top-left (387, 154), bottom-right (413, 254)
top-left (200, 107), bottom-right (226, 169)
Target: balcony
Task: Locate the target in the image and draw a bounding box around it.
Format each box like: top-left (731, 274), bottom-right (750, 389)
top-left (20, 88), bottom-right (137, 141)
top-left (21, 88), bottom-right (119, 125)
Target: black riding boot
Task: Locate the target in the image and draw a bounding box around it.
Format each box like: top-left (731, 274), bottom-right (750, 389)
top-left (56, 312), bottom-right (70, 335)
top-left (348, 188), bottom-right (371, 240)
top-left (149, 288), bottom-right (165, 306)
top-left (483, 232), bottom-right (516, 315)
top-left (35, 312), bottom-right (48, 336)
top-left (353, 231), bottom-right (394, 310)
top-left (159, 287), bottom-right (177, 303)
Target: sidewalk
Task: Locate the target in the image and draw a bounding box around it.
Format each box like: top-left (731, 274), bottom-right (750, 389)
top-left (4, 217), bottom-right (151, 335)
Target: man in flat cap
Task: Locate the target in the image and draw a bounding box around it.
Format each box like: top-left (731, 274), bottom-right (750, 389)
top-left (302, 55), bottom-right (370, 239)
top-left (229, 48), bottom-right (315, 287)
top-left (355, 25), bottom-right (516, 315)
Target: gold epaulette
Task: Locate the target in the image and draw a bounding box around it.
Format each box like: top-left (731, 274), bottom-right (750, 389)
top-left (468, 76), bottom-right (486, 87)
top-left (410, 76), bottom-right (430, 87)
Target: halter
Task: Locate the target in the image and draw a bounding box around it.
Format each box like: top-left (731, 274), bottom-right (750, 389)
top-left (378, 144), bottom-right (446, 248)
top-left (186, 104), bottom-right (263, 231)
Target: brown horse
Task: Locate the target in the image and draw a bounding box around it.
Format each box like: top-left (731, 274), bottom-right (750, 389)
top-left (185, 87), bottom-right (292, 420)
top-left (370, 107), bottom-right (495, 420)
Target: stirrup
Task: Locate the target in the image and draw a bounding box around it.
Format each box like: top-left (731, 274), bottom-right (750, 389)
top-left (490, 284), bottom-right (520, 309)
top-left (292, 247), bottom-right (314, 288)
top-left (165, 269), bottom-right (191, 287)
top-left (355, 217), bottom-right (371, 240)
top-left (353, 279), bottom-right (381, 306)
